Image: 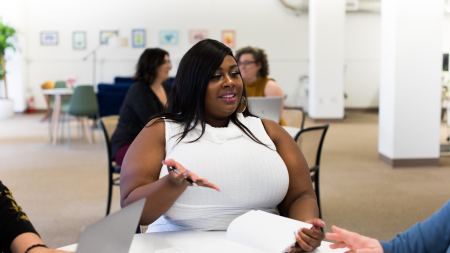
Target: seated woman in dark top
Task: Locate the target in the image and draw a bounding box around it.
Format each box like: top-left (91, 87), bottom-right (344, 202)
top-left (111, 48), bottom-right (172, 166)
top-left (0, 181), bottom-right (70, 253)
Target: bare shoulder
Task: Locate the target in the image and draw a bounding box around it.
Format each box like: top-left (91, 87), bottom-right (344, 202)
top-left (260, 118), bottom-right (289, 144)
top-left (124, 118), bottom-right (165, 165)
top-left (265, 79), bottom-right (284, 97)
top-left (134, 118), bottom-right (164, 141)
top-left (145, 117), bottom-right (166, 129)
top-left (266, 79), bottom-right (280, 87)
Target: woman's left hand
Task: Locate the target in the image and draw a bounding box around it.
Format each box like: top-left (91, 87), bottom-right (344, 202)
top-left (288, 218), bottom-right (325, 252)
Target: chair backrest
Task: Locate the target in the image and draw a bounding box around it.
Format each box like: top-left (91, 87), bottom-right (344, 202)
top-left (282, 107), bottom-right (306, 130)
top-left (114, 76), bottom-right (134, 85)
top-left (294, 125), bottom-right (329, 168)
top-left (100, 115), bottom-right (119, 142)
top-left (99, 116), bottom-right (120, 173)
top-left (100, 115), bottom-right (121, 216)
top-left (97, 84), bottom-right (130, 117)
top-left (54, 80), bottom-right (67, 88)
top-left (68, 85), bottom-right (99, 117)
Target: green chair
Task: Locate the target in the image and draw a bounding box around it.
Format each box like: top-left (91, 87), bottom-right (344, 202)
top-left (67, 85), bottom-right (99, 143)
top-left (54, 80), bottom-right (67, 88)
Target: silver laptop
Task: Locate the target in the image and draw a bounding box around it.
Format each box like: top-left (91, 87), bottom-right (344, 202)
top-left (76, 198), bottom-right (145, 253)
top-left (247, 96), bottom-right (283, 122)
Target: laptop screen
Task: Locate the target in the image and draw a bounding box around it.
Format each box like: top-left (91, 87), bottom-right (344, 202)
top-left (76, 199), bottom-right (145, 253)
top-left (247, 96), bottom-right (283, 122)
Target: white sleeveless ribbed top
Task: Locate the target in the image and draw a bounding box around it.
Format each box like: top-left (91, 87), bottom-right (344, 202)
top-left (146, 113), bottom-right (289, 232)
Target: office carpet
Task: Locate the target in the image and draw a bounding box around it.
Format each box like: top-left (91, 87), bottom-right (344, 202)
top-left (1, 112), bottom-right (449, 248)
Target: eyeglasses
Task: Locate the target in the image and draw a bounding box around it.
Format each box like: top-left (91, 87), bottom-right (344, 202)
top-left (238, 61), bottom-right (256, 66)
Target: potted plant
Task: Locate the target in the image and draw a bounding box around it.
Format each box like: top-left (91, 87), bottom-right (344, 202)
top-left (0, 21), bottom-right (16, 119)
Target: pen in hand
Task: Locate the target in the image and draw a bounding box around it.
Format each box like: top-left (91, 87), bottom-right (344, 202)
top-left (163, 159), bottom-right (220, 191)
top-left (167, 165), bottom-right (195, 185)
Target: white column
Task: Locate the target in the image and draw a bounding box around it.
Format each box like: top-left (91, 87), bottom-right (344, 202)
top-left (308, 0), bottom-right (346, 119)
top-left (379, 0), bottom-right (443, 166)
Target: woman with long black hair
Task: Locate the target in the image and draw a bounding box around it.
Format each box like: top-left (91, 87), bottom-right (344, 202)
top-left (111, 48), bottom-right (172, 166)
top-left (120, 39), bottom-right (323, 252)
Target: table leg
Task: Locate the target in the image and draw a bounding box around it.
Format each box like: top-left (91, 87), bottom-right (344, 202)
top-left (50, 95), bottom-right (62, 144)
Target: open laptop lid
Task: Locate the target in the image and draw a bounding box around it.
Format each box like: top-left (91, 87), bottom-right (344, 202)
top-left (247, 96), bottom-right (283, 122)
top-left (76, 198), bottom-right (145, 253)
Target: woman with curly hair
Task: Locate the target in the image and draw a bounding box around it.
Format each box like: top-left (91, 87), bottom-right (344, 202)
top-left (235, 46), bottom-right (286, 124)
top-left (235, 46), bottom-right (284, 98)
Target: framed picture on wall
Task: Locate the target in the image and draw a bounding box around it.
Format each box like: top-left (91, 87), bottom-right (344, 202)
top-left (131, 29), bottom-right (146, 48)
top-left (72, 31), bottom-right (86, 50)
top-left (159, 30), bottom-right (179, 45)
top-left (40, 31), bottom-right (59, 46)
top-left (99, 30), bottom-right (119, 45)
top-left (188, 29), bottom-right (208, 45)
top-left (221, 30), bottom-right (236, 48)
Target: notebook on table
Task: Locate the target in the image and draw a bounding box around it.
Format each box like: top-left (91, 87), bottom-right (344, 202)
top-left (138, 210), bottom-right (337, 253)
top-left (247, 96), bottom-right (283, 122)
top-left (75, 198), bottom-right (145, 253)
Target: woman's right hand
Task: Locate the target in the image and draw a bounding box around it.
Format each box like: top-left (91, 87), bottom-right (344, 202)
top-left (162, 159), bottom-right (220, 192)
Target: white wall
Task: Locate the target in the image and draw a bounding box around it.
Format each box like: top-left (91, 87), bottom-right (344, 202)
top-left (345, 13), bottom-right (381, 108)
top-left (0, 0), bottom-right (27, 111)
top-left (5, 0), bottom-right (450, 110)
top-left (23, 0), bottom-right (309, 109)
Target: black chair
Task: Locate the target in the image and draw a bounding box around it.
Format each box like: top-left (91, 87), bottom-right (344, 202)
top-left (99, 115), bottom-right (121, 216)
top-left (294, 124), bottom-right (329, 218)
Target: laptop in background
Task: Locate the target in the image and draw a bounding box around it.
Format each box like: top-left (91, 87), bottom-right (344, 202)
top-left (247, 96), bottom-right (283, 122)
top-left (75, 198), bottom-right (145, 253)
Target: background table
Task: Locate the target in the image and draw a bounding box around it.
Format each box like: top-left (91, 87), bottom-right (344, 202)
top-left (42, 88), bottom-right (73, 144)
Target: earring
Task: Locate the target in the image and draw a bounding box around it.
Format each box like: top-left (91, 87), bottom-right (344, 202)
top-left (237, 96), bottom-right (247, 113)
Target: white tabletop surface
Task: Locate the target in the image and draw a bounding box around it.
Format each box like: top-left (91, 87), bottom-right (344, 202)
top-left (60, 230), bottom-right (345, 253)
top-left (42, 88), bottom-right (73, 95)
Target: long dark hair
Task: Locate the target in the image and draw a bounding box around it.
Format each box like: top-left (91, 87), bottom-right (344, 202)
top-left (156, 39), bottom-right (265, 145)
top-left (134, 48), bottom-right (169, 85)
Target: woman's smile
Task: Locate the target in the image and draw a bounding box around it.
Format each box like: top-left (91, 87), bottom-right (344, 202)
top-left (218, 92), bottom-right (238, 104)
